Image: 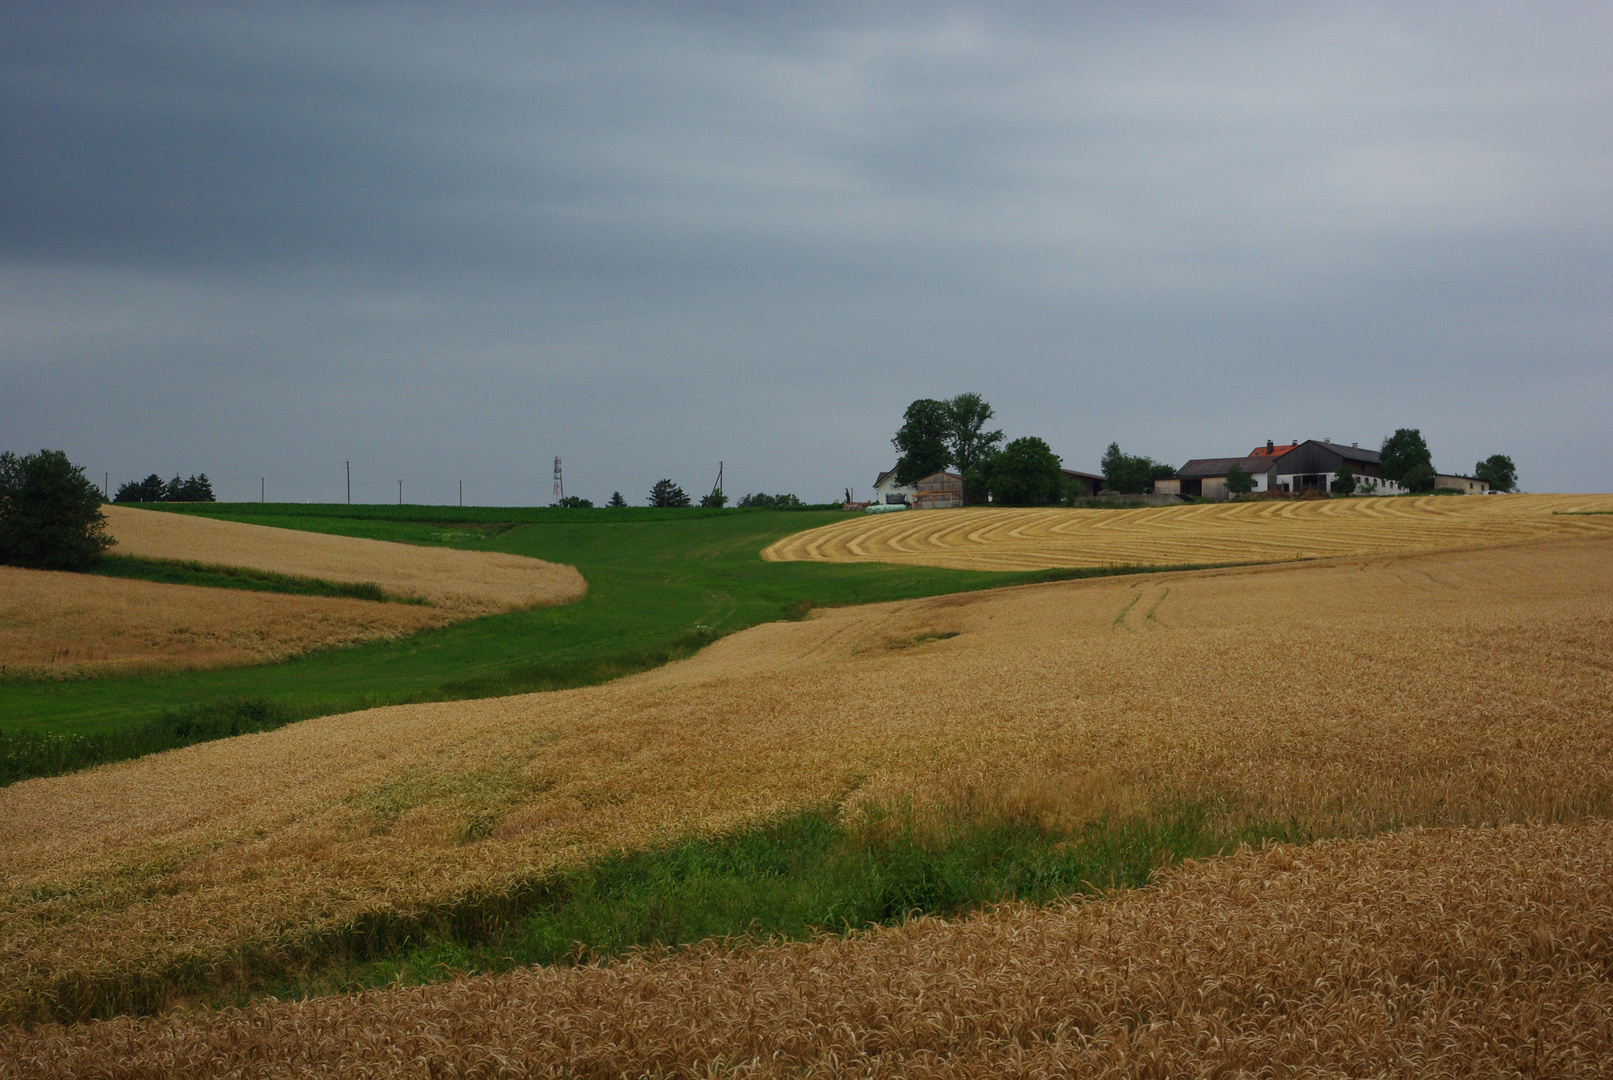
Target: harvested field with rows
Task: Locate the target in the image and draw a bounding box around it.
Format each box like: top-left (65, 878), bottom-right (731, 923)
top-left (9, 818), bottom-right (1609, 1077)
top-left (2, 532), bottom-right (1610, 1024)
top-left (763, 492), bottom-right (1613, 571)
top-left (0, 566), bottom-right (450, 679)
top-left (104, 505), bottom-right (587, 616)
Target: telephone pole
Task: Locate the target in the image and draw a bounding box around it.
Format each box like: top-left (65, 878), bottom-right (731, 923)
top-left (398, 480), bottom-right (403, 505)
top-left (104, 473), bottom-right (108, 500)
top-left (346, 461), bottom-right (351, 504)
top-left (261, 477), bottom-right (265, 503)
top-left (459, 480), bottom-right (463, 507)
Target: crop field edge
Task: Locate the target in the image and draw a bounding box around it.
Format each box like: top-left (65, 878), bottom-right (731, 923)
top-left (10, 791), bottom-right (1319, 1025)
top-left (86, 554), bottom-right (415, 603)
top-left (0, 556), bottom-right (1264, 786)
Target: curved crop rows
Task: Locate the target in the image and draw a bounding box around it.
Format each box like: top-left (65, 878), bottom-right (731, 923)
top-left (762, 493), bottom-right (1613, 571)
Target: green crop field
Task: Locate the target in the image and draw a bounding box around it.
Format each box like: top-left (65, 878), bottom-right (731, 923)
top-left (1, 504), bottom-right (1091, 745)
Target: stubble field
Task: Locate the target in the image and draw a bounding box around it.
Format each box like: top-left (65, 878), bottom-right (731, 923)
top-left (3, 531), bottom-right (1610, 1041)
top-left (763, 492), bottom-right (1613, 571)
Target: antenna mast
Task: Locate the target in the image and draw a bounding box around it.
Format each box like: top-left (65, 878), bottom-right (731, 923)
top-left (553, 456), bottom-right (563, 502)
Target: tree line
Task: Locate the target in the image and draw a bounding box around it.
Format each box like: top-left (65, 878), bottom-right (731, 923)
top-left (114, 472), bottom-right (215, 503)
top-left (553, 483), bottom-right (806, 509)
top-left (891, 393), bottom-right (1175, 504)
top-left (892, 404), bottom-right (1519, 504)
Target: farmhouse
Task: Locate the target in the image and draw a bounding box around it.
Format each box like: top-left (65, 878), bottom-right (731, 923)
top-left (871, 468), bottom-right (916, 505)
top-left (1270, 440), bottom-right (1405, 495)
top-left (1163, 440), bottom-right (1416, 500)
top-left (910, 470), bottom-right (963, 509)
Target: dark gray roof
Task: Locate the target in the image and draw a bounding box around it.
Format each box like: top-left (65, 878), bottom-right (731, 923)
top-left (1311, 440), bottom-right (1381, 465)
top-left (1177, 456), bottom-right (1277, 479)
top-left (1061, 468), bottom-right (1103, 481)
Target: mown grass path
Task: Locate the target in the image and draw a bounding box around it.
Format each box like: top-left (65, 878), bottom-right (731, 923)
top-left (1, 506), bottom-right (1042, 738)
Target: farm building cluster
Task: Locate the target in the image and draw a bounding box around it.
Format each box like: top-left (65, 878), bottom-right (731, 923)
top-left (866, 438), bottom-right (1488, 508)
top-left (1159, 439), bottom-right (1488, 499)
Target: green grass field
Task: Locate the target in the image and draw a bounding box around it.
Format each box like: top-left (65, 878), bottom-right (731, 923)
top-left (0, 505), bottom-right (1056, 743)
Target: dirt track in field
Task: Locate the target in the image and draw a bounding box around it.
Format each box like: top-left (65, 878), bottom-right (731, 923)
top-left (763, 492), bottom-right (1613, 571)
top-left (3, 533), bottom-right (1610, 1023)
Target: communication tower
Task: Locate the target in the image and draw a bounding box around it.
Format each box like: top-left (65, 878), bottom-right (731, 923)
top-left (553, 456), bottom-right (563, 502)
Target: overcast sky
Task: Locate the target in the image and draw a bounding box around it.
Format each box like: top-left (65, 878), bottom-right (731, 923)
top-left (3, 2), bottom-right (1609, 503)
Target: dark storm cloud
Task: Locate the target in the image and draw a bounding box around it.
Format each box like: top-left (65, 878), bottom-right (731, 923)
top-left (2, 2), bottom-right (1610, 500)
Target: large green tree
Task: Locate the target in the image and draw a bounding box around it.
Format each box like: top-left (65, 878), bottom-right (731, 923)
top-left (943, 393), bottom-right (1004, 478)
top-left (1379, 429), bottom-right (1433, 488)
top-left (1474, 454), bottom-right (1517, 492)
top-left (647, 479), bottom-right (690, 507)
top-left (0, 449), bottom-right (113, 571)
top-left (891, 398), bottom-right (952, 485)
top-left (987, 437), bottom-right (1063, 505)
top-left (1100, 443), bottom-right (1177, 495)
top-left (115, 474), bottom-right (168, 503)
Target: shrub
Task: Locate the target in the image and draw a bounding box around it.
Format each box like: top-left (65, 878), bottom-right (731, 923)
top-left (1226, 463), bottom-right (1254, 495)
top-left (987, 437), bottom-right (1063, 506)
top-left (0, 449), bottom-right (113, 571)
top-left (1333, 464), bottom-right (1357, 496)
top-left (555, 495), bottom-right (594, 508)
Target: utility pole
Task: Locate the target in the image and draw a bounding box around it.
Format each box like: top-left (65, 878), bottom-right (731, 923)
top-left (261, 477), bottom-right (265, 503)
top-left (398, 480), bottom-right (403, 505)
top-left (346, 461), bottom-right (351, 505)
top-left (459, 480), bottom-right (463, 507)
top-left (104, 473), bottom-right (108, 500)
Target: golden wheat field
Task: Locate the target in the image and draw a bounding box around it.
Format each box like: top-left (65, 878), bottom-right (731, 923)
top-left (103, 505), bottom-right (587, 616)
top-left (7, 819), bottom-right (1609, 1078)
top-left (0, 565), bottom-right (452, 678)
top-left (763, 492), bottom-right (1613, 571)
top-left (2, 533), bottom-right (1610, 1028)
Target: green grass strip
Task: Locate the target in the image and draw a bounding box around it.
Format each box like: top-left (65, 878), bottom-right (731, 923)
top-left (86, 554), bottom-right (417, 603)
top-left (31, 797), bottom-right (1312, 1021)
top-left (0, 699), bottom-right (310, 786)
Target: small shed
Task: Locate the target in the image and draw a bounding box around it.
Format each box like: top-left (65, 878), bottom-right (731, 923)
top-left (1061, 468), bottom-right (1104, 498)
top-left (1434, 474), bottom-right (1490, 495)
top-left (910, 471), bottom-right (963, 509)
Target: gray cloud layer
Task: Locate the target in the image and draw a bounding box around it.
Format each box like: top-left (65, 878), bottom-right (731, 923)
top-left (3, 2), bottom-right (1609, 501)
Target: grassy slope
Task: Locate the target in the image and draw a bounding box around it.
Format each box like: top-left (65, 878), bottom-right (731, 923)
top-left (1, 505), bottom-right (1045, 737)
